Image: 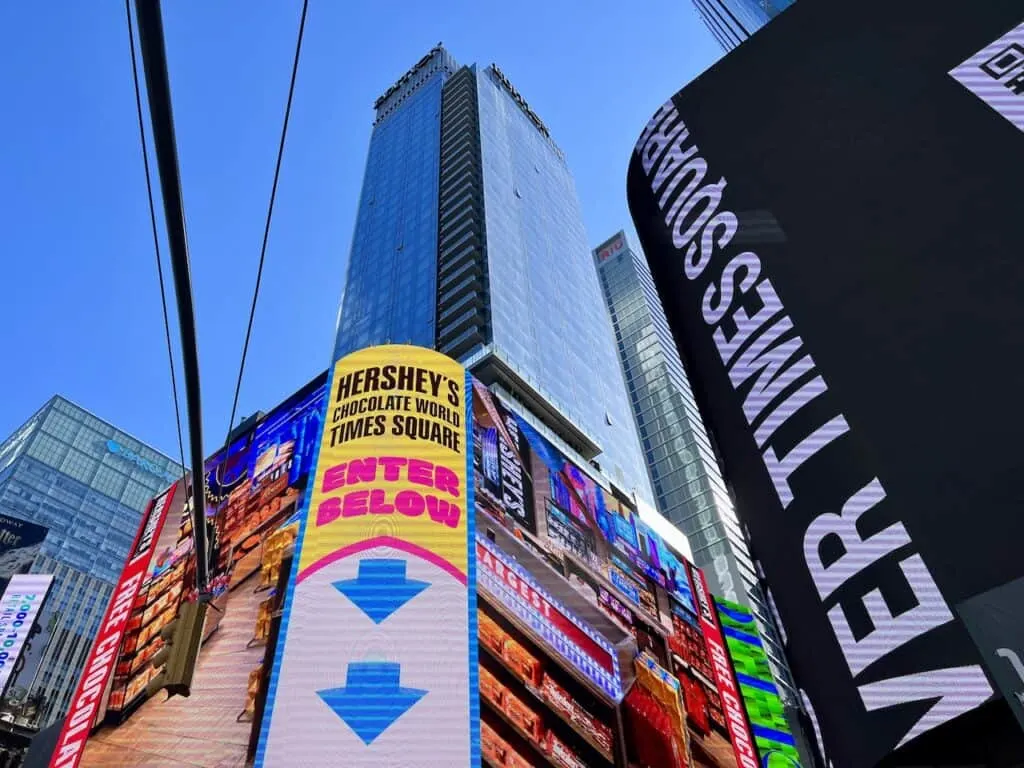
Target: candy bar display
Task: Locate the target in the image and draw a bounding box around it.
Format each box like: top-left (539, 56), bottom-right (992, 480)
top-left (635, 653), bottom-right (689, 760)
top-left (624, 683), bottom-right (687, 768)
top-left (669, 604), bottom-right (726, 733)
top-left (504, 688), bottom-right (544, 744)
top-left (202, 379), bottom-right (325, 596)
top-left (104, 555), bottom-right (187, 718)
top-left (472, 377), bottom-right (755, 768)
top-left (253, 596), bottom-right (273, 645)
top-left (101, 378), bottom-right (326, 732)
top-left (545, 730), bottom-right (590, 768)
top-left (477, 523), bottom-right (629, 767)
top-left (503, 637), bottom-right (543, 689)
top-left (481, 721), bottom-right (535, 768)
top-left (478, 595), bottom-right (618, 767)
top-left (240, 664), bottom-right (263, 721)
top-left (259, 523), bottom-right (298, 591)
top-left (243, 543), bottom-right (296, 762)
top-left (541, 674), bottom-right (614, 755)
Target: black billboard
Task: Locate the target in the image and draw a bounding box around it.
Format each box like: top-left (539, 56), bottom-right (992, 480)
top-left (626, 2), bottom-right (1024, 767)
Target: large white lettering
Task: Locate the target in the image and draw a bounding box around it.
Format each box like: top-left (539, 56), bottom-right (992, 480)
top-left (804, 479), bottom-right (902, 599)
top-left (634, 108), bottom-right (992, 756)
top-left (830, 554), bottom-right (953, 677)
top-left (859, 665), bottom-right (993, 749)
top-left (763, 415), bottom-right (850, 509)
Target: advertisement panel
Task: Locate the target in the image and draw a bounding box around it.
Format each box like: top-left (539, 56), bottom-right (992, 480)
top-left (0, 515), bottom-right (49, 596)
top-left (956, 577), bottom-right (1024, 734)
top-left (626, 1), bottom-right (1024, 765)
top-left (715, 597), bottom-right (801, 767)
top-left (199, 377), bottom-right (326, 596)
top-left (69, 351), bottom-right (756, 768)
top-left (257, 346), bottom-right (479, 768)
top-left (49, 480), bottom-right (178, 768)
top-left (472, 380), bottom-right (744, 768)
top-left (687, 564), bottom-right (758, 768)
top-left (0, 574), bottom-right (53, 698)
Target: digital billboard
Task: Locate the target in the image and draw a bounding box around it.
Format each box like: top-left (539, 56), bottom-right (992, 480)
top-left (626, 1), bottom-right (1024, 766)
top-left (0, 575), bottom-right (54, 699)
top-left (50, 481), bottom-right (179, 768)
top-left (470, 368), bottom-right (752, 768)
top-left (258, 345), bottom-right (479, 768)
top-left (98, 375), bottom-right (326, 727)
top-left (67, 348), bottom-right (759, 768)
top-left (715, 597), bottom-right (800, 767)
top-left (0, 514), bottom-right (49, 597)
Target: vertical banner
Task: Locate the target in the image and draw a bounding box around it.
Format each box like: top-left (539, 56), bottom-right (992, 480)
top-left (715, 597), bottom-right (802, 767)
top-left (687, 562), bottom-right (759, 768)
top-left (0, 574), bottom-right (54, 697)
top-left (48, 480), bottom-right (178, 768)
top-left (257, 345), bottom-right (478, 768)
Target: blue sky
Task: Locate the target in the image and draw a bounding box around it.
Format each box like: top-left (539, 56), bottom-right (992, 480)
top-left (0, 1), bottom-right (721, 462)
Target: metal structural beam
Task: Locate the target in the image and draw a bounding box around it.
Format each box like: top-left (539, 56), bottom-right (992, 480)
top-left (132, 0), bottom-right (210, 596)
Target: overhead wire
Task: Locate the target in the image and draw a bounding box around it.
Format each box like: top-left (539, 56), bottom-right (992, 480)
top-left (125, 0), bottom-right (189, 486)
top-left (222, 0), bottom-right (311, 447)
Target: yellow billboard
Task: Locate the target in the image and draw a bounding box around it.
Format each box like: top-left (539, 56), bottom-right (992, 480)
top-left (256, 345), bottom-right (478, 768)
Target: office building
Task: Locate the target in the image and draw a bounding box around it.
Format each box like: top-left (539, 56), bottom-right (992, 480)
top-left (0, 397), bottom-right (179, 726)
top-left (593, 230), bottom-right (796, 698)
top-left (335, 44), bottom-right (654, 507)
top-left (693, 0), bottom-right (795, 51)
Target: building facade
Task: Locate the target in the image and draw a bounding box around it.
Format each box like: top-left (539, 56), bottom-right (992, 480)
top-left (0, 397), bottom-right (179, 726)
top-left (335, 44), bottom-right (654, 507)
top-left (692, 0), bottom-right (795, 51)
top-left (593, 230), bottom-right (797, 698)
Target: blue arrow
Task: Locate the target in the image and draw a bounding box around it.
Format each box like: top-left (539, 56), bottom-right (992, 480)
top-left (318, 662), bottom-right (427, 745)
top-left (332, 559), bottom-right (429, 623)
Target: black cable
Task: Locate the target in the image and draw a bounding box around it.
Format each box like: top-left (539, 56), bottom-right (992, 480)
top-left (133, 0), bottom-right (210, 595)
top-left (125, 0), bottom-right (188, 485)
top-left (224, 0), bottom-right (310, 443)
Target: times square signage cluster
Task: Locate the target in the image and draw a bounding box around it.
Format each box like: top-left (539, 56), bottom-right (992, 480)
top-left (632, 101), bottom-right (992, 759)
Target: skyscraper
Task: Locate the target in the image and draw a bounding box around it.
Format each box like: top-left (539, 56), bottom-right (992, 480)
top-left (335, 44), bottom-right (653, 507)
top-left (0, 397), bottom-right (179, 725)
top-left (692, 0), bottom-right (795, 51)
top-left (593, 230), bottom-right (796, 698)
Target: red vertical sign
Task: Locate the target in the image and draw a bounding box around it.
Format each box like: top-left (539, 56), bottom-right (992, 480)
top-left (47, 480), bottom-right (180, 768)
top-left (686, 562), bottom-right (759, 768)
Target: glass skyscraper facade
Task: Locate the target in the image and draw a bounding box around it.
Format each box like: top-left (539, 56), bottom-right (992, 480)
top-left (0, 397), bottom-right (179, 726)
top-left (593, 230), bottom-right (796, 698)
top-left (692, 0), bottom-right (796, 51)
top-left (335, 45), bottom-right (653, 506)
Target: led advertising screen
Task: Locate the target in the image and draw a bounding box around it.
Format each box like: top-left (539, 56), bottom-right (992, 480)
top-left (715, 598), bottom-right (800, 767)
top-left (65, 349), bottom-right (759, 768)
top-left (51, 481), bottom-right (180, 768)
top-left (469, 373), bottom-right (750, 768)
top-left (198, 374), bottom-right (326, 597)
top-left (626, 1), bottom-right (1024, 766)
top-left (0, 514), bottom-right (49, 597)
top-left (0, 575), bottom-right (54, 699)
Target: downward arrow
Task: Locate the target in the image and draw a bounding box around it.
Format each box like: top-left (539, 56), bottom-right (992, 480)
top-left (333, 559), bottom-right (429, 623)
top-left (318, 662), bottom-right (427, 745)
